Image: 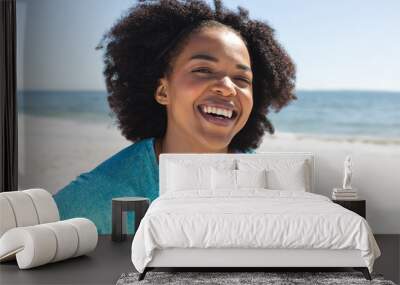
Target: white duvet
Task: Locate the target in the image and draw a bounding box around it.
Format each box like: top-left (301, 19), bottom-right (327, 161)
top-left (131, 190), bottom-right (380, 273)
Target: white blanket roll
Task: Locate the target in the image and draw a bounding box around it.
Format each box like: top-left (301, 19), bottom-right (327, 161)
top-left (0, 189), bottom-right (59, 237)
top-left (0, 218), bottom-right (98, 269)
top-left (24, 188), bottom-right (60, 223)
top-left (0, 196), bottom-right (17, 237)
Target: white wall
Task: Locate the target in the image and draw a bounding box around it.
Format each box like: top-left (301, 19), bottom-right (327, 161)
top-left (260, 133), bottom-right (400, 234)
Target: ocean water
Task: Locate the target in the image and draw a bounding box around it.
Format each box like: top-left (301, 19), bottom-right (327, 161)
top-left (17, 90), bottom-right (400, 140)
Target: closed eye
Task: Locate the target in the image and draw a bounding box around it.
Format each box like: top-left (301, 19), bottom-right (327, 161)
top-left (235, 77), bottom-right (251, 84)
top-left (234, 77), bottom-right (252, 88)
top-left (192, 68), bottom-right (213, 74)
top-left (192, 68), bottom-right (251, 86)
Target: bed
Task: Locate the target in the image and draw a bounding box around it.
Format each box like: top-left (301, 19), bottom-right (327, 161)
top-left (131, 153), bottom-right (381, 281)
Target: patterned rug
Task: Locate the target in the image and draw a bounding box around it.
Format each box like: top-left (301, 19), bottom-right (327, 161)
top-left (116, 271), bottom-right (396, 285)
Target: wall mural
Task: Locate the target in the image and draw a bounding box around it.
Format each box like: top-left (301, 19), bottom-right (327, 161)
top-left (16, 0), bottom-right (400, 234)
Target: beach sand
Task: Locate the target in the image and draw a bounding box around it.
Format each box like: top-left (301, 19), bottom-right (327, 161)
top-left (18, 114), bottom-right (400, 234)
top-left (18, 114), bottom-right (131, 194)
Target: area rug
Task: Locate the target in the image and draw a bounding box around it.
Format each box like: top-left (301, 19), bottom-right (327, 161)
top-left (116, 271), bottom-right (396, 285)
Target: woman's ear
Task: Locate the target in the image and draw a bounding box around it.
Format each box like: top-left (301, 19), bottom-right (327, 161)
top-left (154, 79), bottom-right (169, 106)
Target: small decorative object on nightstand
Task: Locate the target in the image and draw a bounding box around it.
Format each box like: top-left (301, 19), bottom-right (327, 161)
top-left (332, 155), bottom-right (359, 200)
top-left (112, 197), bottom-right (150, 242)
top-left (332, 199), bottom-right (366, 219)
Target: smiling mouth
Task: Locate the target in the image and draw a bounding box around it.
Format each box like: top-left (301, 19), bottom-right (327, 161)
top-left (197, 105), bottom-right (238, 127)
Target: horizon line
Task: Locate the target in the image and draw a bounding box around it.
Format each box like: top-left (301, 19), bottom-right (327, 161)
top-left (17, 88), bottom-right (400, 93)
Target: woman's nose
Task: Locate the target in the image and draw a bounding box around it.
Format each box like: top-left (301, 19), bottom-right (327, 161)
top-left (212, 76), bottom-right (237, 97)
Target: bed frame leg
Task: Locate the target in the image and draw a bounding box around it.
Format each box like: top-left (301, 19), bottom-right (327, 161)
top-left (354, 267), bottom-right (371, 280)
top-left (138, 268), bottom-right (148, 281)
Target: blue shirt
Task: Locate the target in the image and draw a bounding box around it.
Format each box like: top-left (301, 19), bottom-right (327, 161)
top-left (53, 137), bottom-right (159, 234)
top-left (53, 137), bottom-right (255, 234)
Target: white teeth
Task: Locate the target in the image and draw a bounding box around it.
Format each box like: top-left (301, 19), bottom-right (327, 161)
top-left (201, 105), bottom-right (233, 119)
top-left (216, 109), bottom-right (224, 116)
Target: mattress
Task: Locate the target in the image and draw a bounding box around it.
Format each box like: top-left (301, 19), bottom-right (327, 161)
top-left (131, 190), bottom-right (381, 273)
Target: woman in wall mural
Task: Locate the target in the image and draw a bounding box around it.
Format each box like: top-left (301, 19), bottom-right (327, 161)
top-left (53, 0), bottom-right (296, 234)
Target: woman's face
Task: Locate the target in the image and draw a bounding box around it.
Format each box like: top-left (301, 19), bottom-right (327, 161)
top-left (156, 26), bottom-right (253, 152)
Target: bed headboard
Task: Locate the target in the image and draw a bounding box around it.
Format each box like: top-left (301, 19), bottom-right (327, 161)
top-left (159, 152), bottom-right (315, 195)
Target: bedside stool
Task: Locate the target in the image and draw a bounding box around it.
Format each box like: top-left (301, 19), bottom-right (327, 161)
top-left (112, 197), bottom-right (150, 242)
top-left (332, 199), bottom-right (366, 219)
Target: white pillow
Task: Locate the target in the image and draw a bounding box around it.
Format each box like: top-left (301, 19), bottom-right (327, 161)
top-left (211, 168), bottom-right (236, 190)
top-left (166, 159), bottom-right (236, 192)
top-left (167, 162), bottom-right (211, 191)
top-left (266, 164), bottom-right (307, 191)
top-left (237, 159), bottom-right (310, 191)
top-left (211, 168), bottom-right (268, 190)
top-left (236, 169), bottom-right (267, 189)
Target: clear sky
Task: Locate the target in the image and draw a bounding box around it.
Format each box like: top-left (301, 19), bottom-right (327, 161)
top-left (16, 0), bottom-right (400, 91)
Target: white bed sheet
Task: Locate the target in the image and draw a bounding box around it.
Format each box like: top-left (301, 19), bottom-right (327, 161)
top-left (131, 190), bottom-right (380, 273)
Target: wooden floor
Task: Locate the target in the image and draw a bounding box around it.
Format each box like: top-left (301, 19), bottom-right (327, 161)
top-left (0, 235), bottom-right (398, 285)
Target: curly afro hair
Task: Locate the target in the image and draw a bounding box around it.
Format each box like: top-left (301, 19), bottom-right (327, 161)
top-left (97, 0), bottom-right (296, 153)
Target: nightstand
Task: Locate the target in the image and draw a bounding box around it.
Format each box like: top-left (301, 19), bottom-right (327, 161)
top-left (112, 197), bottom-right (150, 242)
top-left (332, 199), bottom-right (366, 219)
